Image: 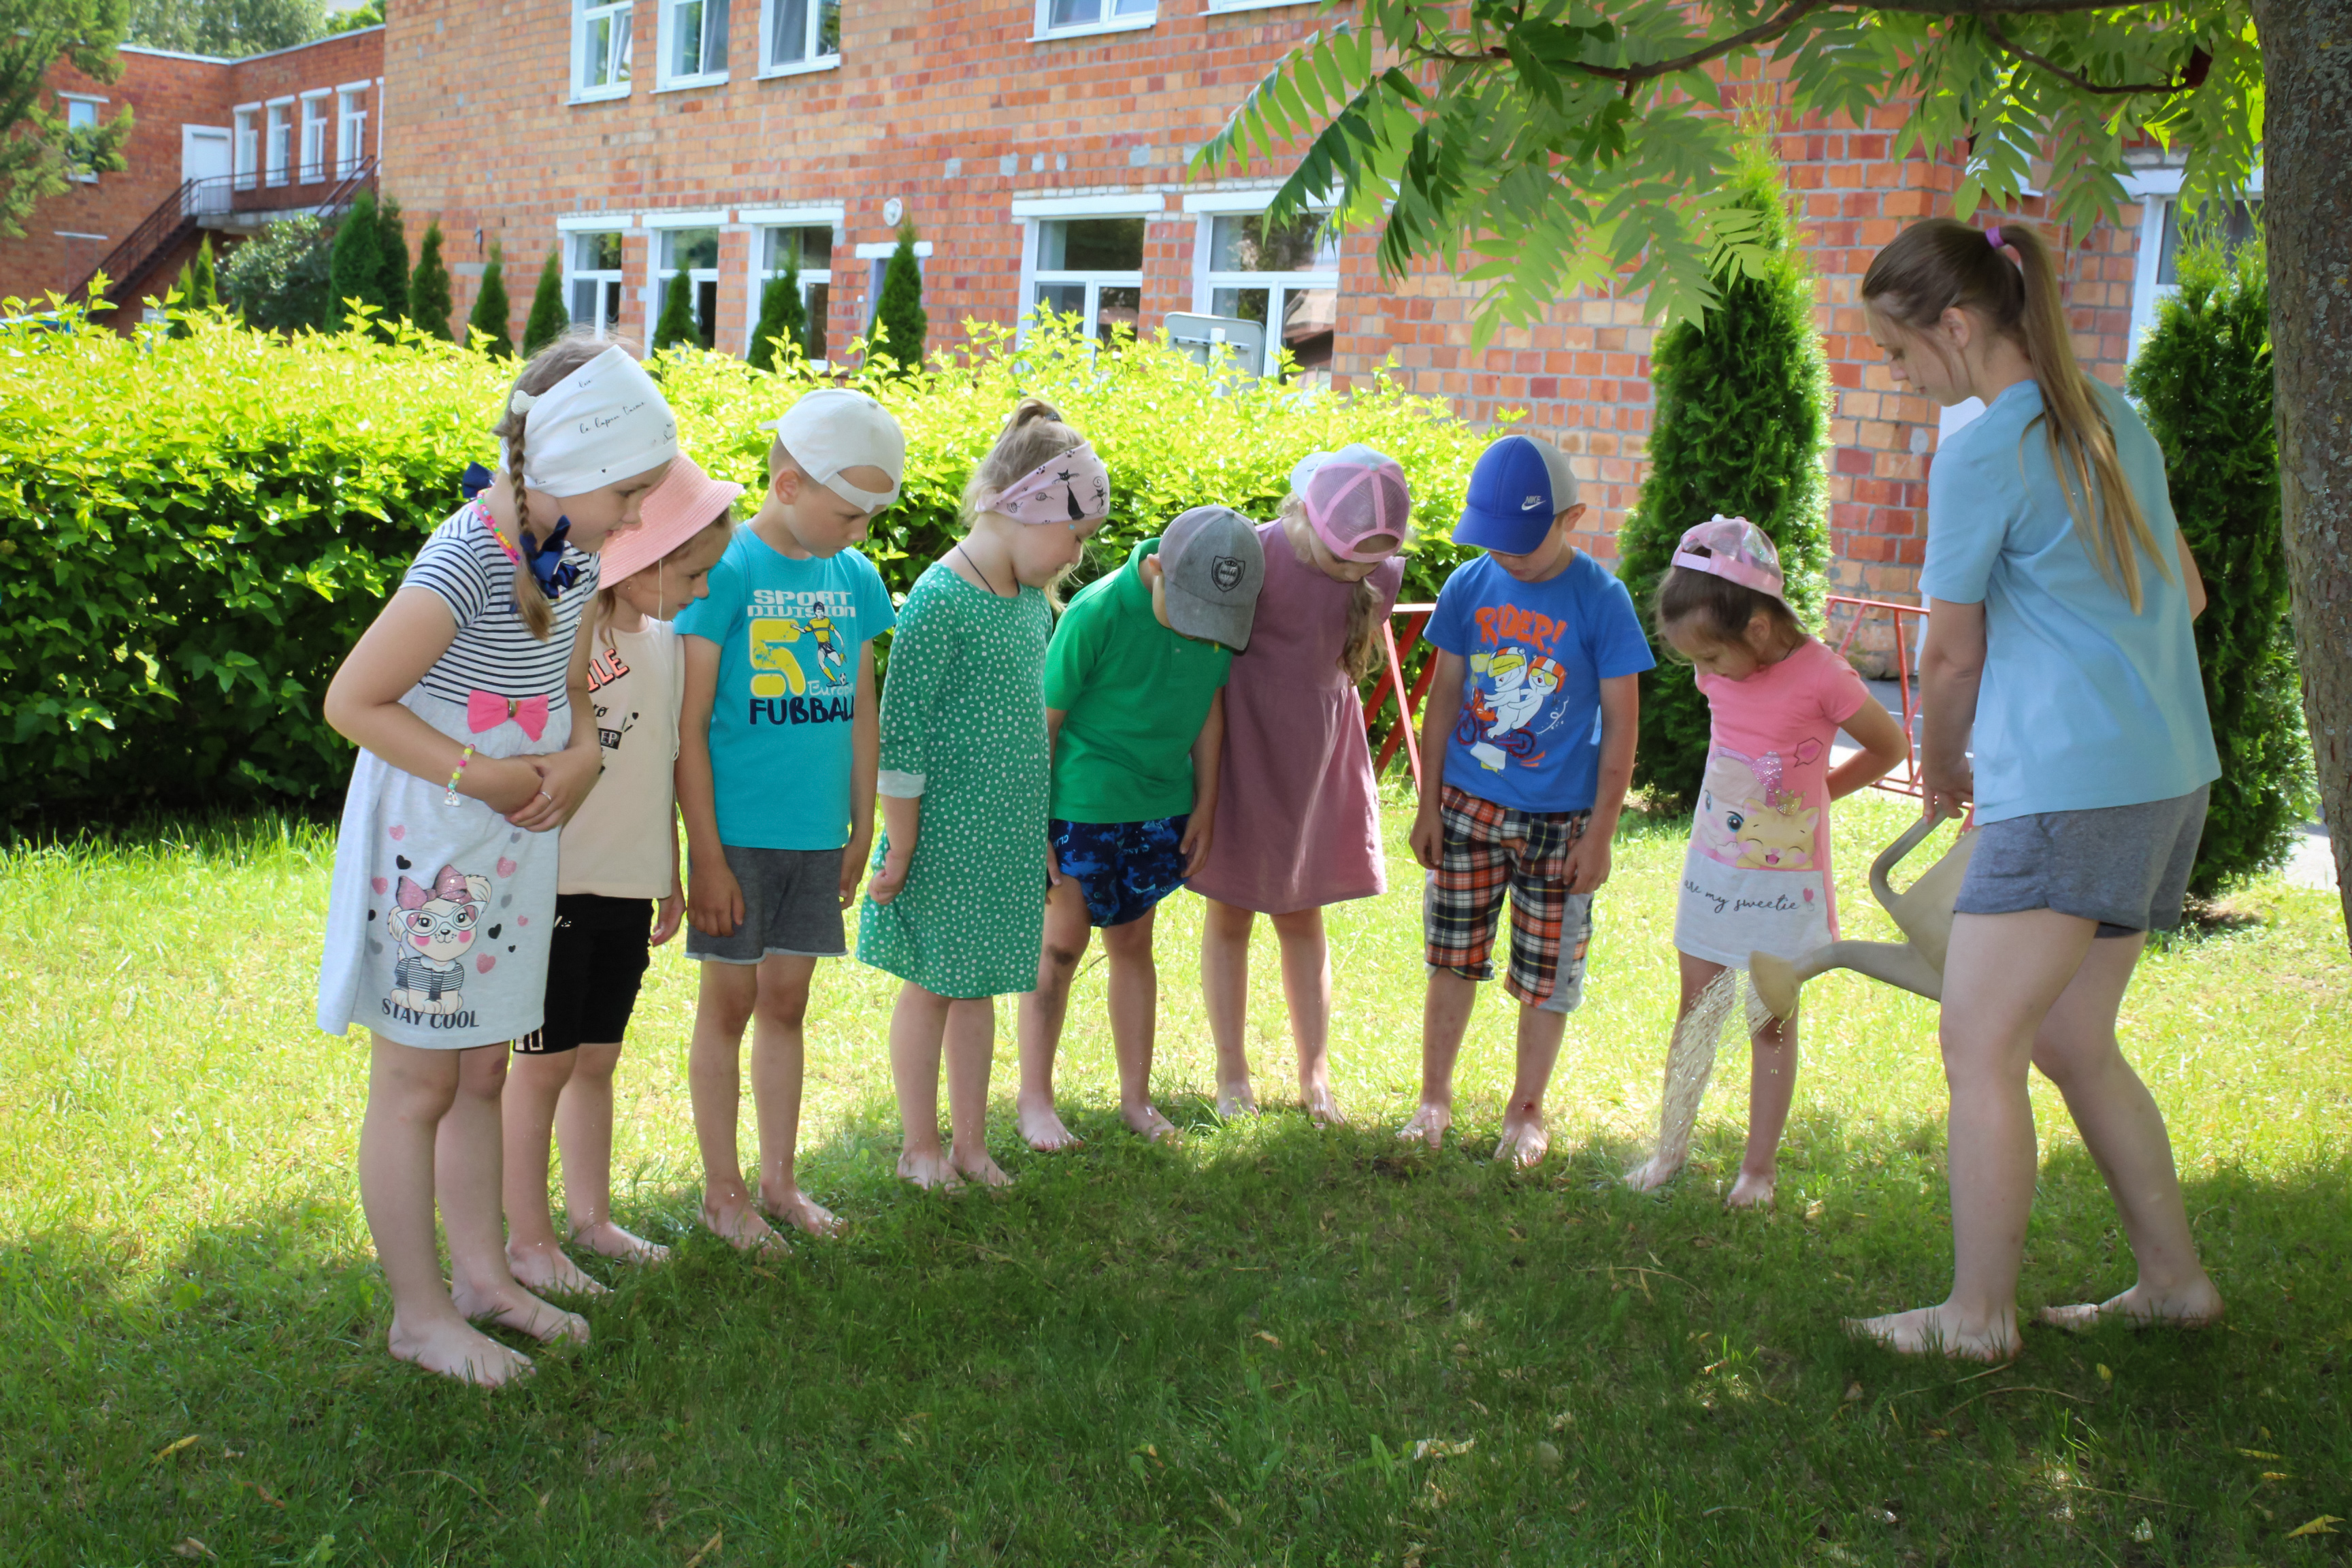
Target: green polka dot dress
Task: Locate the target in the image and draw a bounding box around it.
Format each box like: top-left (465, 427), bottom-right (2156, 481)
top-left (858, 562), bottom-right (1051, 998)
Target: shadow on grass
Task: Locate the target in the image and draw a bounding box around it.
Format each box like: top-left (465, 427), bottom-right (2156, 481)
top-left (5, 1110), bottom-right (2349, 1566)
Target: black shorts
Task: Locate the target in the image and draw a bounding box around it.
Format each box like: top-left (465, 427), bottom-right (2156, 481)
top-left (518, 894), bottom-right (653, 1055)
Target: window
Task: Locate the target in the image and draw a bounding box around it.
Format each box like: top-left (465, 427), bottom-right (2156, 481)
top-left (264, 101), bottom-right (293, 187)
top-left (762, 0), bottom-right (840, 73)
top-left (568, 231), bottom-right (626, 338)
top-left (335, 87), bottom-right (368, 175)
top-left (299, 94), bottom-right (329, 182)
top-left (753, 225), bottom-right (832, 360)
top-left (2123, 169), bottom-right (2264, 351)
top-left (1198, 209), bottom-right (1339, 383)
top-left (575, 0), bottom-right (635, 99)
top-left (656, 227), bottom-right (721, 348)
top-left (61, 95), bottom-right (101, 182)
top-left (1030, 218), bottom-right (1143, 343)
top-left (1036, 0), bottom-right (1153, 35)
top-left (233, 106), bottom-right (259, 191)
top-left (662, 0), bottom-right (729, 83)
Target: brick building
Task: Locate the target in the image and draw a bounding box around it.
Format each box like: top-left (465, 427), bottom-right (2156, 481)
top-left (2, 28), bottom-right (385, 325)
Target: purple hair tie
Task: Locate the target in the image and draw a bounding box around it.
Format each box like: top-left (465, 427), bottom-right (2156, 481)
top-left (1986, 225), bottom-right (2004, 249)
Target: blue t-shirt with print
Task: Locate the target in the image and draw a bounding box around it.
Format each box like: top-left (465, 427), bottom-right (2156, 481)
top-left (1424, 551), bottom-right (1655, 814)
top-left (674, 527), bottom-right (897, 851)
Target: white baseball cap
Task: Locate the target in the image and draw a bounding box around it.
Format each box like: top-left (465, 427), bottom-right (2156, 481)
top-left (758, 388), bottom-right (906, 512)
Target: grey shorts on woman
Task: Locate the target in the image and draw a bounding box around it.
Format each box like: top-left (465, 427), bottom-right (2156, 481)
top-left (1954, 785), bottom-right (2209, 937)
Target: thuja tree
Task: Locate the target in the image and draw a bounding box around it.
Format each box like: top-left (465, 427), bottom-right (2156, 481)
top-left (467, 242), bottom-right (512, 357)
top-left (521, 249), bottom-right (568, 357)
top-left (1614, 146), bottom-right (1830, 810)
top-left (651, 269), bottom-right (698, 353)
top-left (749, 248), bottom-right (808, 372)
top-left (327, 189), bottom-right (393, 325)
top-left (408, 219), bottom-right (453, 341)
top-left (2128, 237), bottom-right (2313, 898)
top-left (372, 195), bottom-right (409, 333)
top-left (866, 223), bottom-right (926, 374)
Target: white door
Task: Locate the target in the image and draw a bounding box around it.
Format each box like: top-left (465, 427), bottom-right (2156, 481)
top-left (182, 126), bottom-right (231, 214)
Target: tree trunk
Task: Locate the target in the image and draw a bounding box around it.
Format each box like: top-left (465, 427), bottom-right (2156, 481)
top-left (2253, 0), bottom-right (2352, 941)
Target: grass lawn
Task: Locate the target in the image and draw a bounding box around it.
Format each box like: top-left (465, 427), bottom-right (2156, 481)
top-left (3, 791), bottom-right (2347, 1567)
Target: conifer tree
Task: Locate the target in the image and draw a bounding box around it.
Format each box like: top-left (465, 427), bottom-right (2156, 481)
top-left (407, 219), bottom-right (454, 341)
top-left (521, 248), bottom-right (568, 357)
top-left (651, 268), bottom-right (698, 353)
top-left (749, 247), bottom-right (807, 372)
top-left (165, 259), bottom-right (195, 339)
top-left (866, 222), bottom-right (926, 374)
top-left (467, 242), bottom-right (513, 358)
top-left (372, 195), bottom-right (410, 333)
top-left (1614, 146), bottom-right (1832, 811)
top-left (187, 236), bottom-right (219, 314)
top-left (327, 188), bottom-right (384, 331)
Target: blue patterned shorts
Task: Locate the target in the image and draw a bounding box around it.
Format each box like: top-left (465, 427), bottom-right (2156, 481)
top-left (1049, 815), bottom-right (1191, 929)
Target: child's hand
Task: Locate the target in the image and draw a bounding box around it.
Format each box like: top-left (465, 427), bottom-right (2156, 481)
top-left (1561, 830), bottom-right (1612, 896)
top-left (838, 837), bottom-right (872, 909)
top-left (689, 860), bottom-right (744, 938)
top-left (651, 889), bottom-right (685, 946)
top-left (471, 756), bottom-right (543, 817)
top-left (1179, 816), bottom-right (1213, 877)
top-left (1409, 799), bottom-right (1445, 872)
top-left (524, 744), bottom-right (602, 828)
top-left (866, 847), bottom-right (912, 906)
top-left (1046, 838), bottom-right (1063, 887)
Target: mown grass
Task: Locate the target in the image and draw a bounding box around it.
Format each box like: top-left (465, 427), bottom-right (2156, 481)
top-left (2, 793), bottom-right (2347, 1567)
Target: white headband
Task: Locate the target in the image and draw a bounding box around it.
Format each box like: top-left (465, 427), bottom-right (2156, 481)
top-left (501, 346), bottom-right (679, 498)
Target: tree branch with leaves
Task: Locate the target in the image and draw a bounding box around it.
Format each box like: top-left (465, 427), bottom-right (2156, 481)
top-left (1, 0), bottom-right (133, 240)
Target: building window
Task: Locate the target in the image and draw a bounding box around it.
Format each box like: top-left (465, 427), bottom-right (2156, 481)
top-left (1198, 209), bottom-right (1339, 383)
top-left (264, 101), bottom-right (293, 187)
top-left (1030, 217), bottom-right (1143, 343)
top-left (754, 225), bottom-right (832, 360)
top-left (1036, 0), bottom-right (1154, 36)
top-left (568, 231), bottom-right (626, 338)
top-left (575, 0), bottom-right (635, 99)
top-left (657, 227), bottom-right (721, 348)
top-left (662, 0), bottom-right (729, 83)
top-left (2126, 187), bottom-right (2263, 350)
top-left (233, 106), bottom-right (258, 191)
top-left (762, 0), bottom-right (840, 72)
top-left (61, 95), bottom-right (101, 182)
top-left (299, 95), bottom-right (329, 182)
top-left (336, 88), bottom-right (368, 175)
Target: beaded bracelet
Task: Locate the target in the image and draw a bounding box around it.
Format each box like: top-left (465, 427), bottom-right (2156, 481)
top-left (444, 744), bottom-right (476, 806)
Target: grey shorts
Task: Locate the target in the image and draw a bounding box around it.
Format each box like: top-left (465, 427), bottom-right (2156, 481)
top-left (1955, 785), bottom-right (2208, 937)
top-left (685, 843), bottom-right (849, 964)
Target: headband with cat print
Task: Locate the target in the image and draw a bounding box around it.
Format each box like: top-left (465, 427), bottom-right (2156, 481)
top-left (977, 442), bottom-right (1111, 527)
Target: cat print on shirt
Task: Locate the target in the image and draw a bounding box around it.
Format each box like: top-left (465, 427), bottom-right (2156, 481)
top-left (385, 863), bottom-right (493, 1017)
top-left (1694, 743), bottom-right (1823, 871)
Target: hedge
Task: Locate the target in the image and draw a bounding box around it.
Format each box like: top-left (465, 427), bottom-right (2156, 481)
top-left (1, 308), bottom-right (1488, 818)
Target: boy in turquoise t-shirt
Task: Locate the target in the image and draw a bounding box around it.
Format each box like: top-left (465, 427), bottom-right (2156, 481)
top-left (1014, 505), bottom-right (1267, 1149)
top-left (676, 389), bottom-right (902, 1251)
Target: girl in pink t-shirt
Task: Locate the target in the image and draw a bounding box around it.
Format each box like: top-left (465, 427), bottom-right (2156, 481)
top-left (1626, 518), bottom-right (1909, 1207)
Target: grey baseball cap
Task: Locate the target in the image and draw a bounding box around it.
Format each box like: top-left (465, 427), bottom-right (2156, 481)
top-left (1159, 506), bottom-right (1267, 653)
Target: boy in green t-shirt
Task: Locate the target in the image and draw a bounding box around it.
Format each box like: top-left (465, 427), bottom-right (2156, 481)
top-left (1015, 506), bottom-right (1267, 1147)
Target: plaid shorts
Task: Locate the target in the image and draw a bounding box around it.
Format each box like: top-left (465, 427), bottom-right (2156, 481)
top-left (1424, 785), bottom-right (1597, 1013)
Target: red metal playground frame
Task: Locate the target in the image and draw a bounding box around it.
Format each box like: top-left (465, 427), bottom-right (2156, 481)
top-left (1360, 595), bottom-right (1927, 798)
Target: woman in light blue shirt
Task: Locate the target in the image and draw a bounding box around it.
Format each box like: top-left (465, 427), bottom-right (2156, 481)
top-left (1852, 218), bottom-right (2224, 1362)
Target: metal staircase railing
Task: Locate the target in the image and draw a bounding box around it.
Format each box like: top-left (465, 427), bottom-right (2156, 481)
top-left (73, 156), bottom-right (380, 309)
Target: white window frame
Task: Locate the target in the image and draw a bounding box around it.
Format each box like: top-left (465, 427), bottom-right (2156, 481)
top-left (852, 238), bottom-right (931, 333)
top-left (758, 0), bottom-right (840, 77)
top-left (263, 97), bottom-right (294, 188)
top-left (1033, 0), bottom-right (1155, 42)
top-left (1203, 0), bottom-right (1307, 10)
top-left (231, 103), bottom-right (259, 191)
top-left (1013, 193), bottom-right (1161, 344)
top-left (59, 93), bottom-right (104, 182)
top-left (657, 0), bottom-right (730, 90)
top-left (2121, 165), bottom-right (2266, 355)
top-left (297, 90), bottom-right (331, 183)
top-left (334, 83), bottom-right (369, 175)
top-left (573, 0), bottom-right (636, 103)
top-left (644, 210), bottom-right (728, 346)
top-left (560, 223), bottom-right (630, 339)
top-left (744, 205), bottom-right (843, 361)
top-left (1183, 189), bottom-right (1339, 380)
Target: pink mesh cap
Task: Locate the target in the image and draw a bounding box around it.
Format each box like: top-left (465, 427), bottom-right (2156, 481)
top-left (1289, 444), bottom-right (1411, 563)
top-left (1671, 515), bottom-right (1788, 605)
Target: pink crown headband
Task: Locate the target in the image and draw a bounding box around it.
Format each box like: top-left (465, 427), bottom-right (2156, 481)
top-left (978, 442), bottom-right (1111, 527)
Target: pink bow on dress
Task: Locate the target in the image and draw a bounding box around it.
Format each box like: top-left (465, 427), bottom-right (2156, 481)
top-left (468, 690), bottom-right (549, 740)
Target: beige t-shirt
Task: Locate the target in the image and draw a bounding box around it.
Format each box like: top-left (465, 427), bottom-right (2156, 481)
top-left (558, 619), bottom-right (685, 900)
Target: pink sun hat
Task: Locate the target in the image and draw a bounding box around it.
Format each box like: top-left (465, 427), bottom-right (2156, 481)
top-left (1289, 444), bottom-right (1411, 563)
top-left (598, 455), bottom-right (742, 585)
top-left (1671, 514), bottom-right (1788, 606)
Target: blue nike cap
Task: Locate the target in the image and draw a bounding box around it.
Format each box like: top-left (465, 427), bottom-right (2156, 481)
top-left (1454, 434), bottom-right (1583, 554)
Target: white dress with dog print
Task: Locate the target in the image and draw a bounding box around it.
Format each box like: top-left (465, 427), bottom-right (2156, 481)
top-left (1673, 636), bottom-right (1870, 970)
top-left (316, 500), bottom-right (599, 1049)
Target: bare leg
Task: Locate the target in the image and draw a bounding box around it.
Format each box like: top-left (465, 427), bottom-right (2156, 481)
top-left (944, 996), bottom-right (1011, 1186)
top-left (1015, 879), bottom-right (1092, 1151)
top-left (1102, 910), bottom-right (1173, 1139)
top-left (1625, 954), bottom-right (1735, 1192)
top-left (687, 960), bottom-right (789, 1254)
top-left (440, 1043), bottom-right (589, 1348)
top-left (1200, 898), bottom-right (1259, 1116)
top-left (1727, 1010), bottom-right (1798, 1209)
top-left (2029, 934), bottom-right (2223, 1330)
top-left (1404, 968), bottom-right (1477, 1148)
top-left (1271, 906), bottom-right (1341, 1124)
top-left (1494, 1002), bottom-right (1568, 1167)
top-left (500, 1048), bottom-right (608, 1294)
top-left (360, 1034), bottom-right (534, 1386)
top-left (1851, 909), bottom-right (2097, 1362)
top-left (554, 1042), bottom-right (667, 1262)
top-left (890, 981), bottom-right (961, 1190)
top-left (747, 955), bottom-right (836, 1237)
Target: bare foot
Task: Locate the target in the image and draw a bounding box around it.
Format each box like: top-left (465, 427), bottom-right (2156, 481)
top-left (1494, 1119), bottom-right (1550, 1169)
top-left (1399, 1102), bottom-right (1451, 1149)
top-left (1017, 1096), bottom-right (1083, 1153)
top-left (387, 1312), bottom-right (535, 1387)
top-left (759, 1181), bottom-right (845, 1239)
top-left (1301, 1082), bottom-right (1348, 1127)
top-left (1622, 1152), bottom-right (1683, 1192)
top-left (2037, 1278), bottom-right (2225, 1332)
top-left (450, 1277), bottom-right (590, 1346)
top-left (898, 1149), bottom-right (965, 1192)
top-left (1724, 1172), bottom-right (1776, 1210)
top-left (504, 1237), bottom-right (610, 1297)
top-left (570, 1220), bottom-right (670, 1264)
top-left (700, 1197), bottom-right (792, 1256)
top-left (1122, 1102), bottom-right (1178, 1142)
top-left (949, 1147), bottom-right (1014, 1188)
top-left (1845, 1304), bottom-right (2019, 1364)
top-left (1215, 1081), bottom-right (1259, 1118)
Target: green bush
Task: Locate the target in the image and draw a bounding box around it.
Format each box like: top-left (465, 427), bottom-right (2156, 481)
top-left (407, 220), bottom-right (453, 342)
top-left (216, 213), bottom-right (333, 332)
top-left (372, 196), bottom-right (410, 333)
top-left (327, 189), bottom-right (393, 327)
top-left (468, 242), bottom-right (513, 359)
top-left (651, 270), bottom-right (698, 353)
top-left (1612, 146), bottom-right (1832, 812)
top-left (521, 250), bottom-right (568, 358)
top-left (748, 259), bottom-right (807, 374)
top-left (866, 223), bottom-right (926, 374)
top-left (2127, 238), bottom-right (2315, 900)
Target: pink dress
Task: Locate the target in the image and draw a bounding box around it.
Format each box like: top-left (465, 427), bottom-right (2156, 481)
top-left (1189, 521), bottom-right (1404, 915)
